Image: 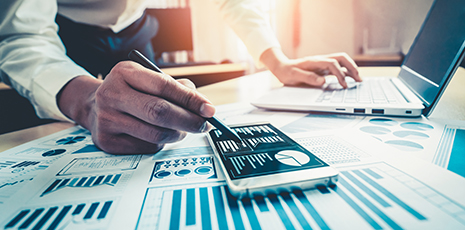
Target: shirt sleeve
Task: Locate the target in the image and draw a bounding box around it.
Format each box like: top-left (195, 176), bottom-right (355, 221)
top-left (213, 0), bottom-right (281, 68)
top-left (0, 0), bottom-right (92, 122)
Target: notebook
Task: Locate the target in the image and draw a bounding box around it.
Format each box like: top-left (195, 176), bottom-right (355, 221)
top-left (252, 0), bottom-right (465, 117)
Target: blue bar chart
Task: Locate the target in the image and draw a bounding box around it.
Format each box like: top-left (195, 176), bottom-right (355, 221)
top-left (433, 126), bottom-right (465, 178)
top-left (11, 161), bottom-right (40, 168)
top-left (0, 160), bottom-right (17, 170)
top-left (447, 129), bottom-right (465, 177)
top-left (137, 162), bottom-right (465, 230)
top-left (4, 200), bottom-right (114, 230)
top-left (41, 173), bottom-right (123, 196)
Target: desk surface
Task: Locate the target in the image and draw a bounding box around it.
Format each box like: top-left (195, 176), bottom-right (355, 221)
top-left (1, 66), bottom-right (464, 152)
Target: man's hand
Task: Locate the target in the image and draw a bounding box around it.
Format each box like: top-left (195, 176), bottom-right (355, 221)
top-left (57, 61), bottom-right (215, 154)
top-left (260, 48), bottom-right (362, 88)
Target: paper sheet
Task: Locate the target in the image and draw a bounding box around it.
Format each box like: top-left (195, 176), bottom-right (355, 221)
top-left (0, 102), bottom-right (464, 230)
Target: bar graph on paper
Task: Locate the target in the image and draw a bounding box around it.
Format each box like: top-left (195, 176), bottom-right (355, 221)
top-left (137, 162), bottom-right (465, 230)
top-left (0, 160), bottom-right (49, 204)
top-left (40, 173), bottom-right (124, 197)
top-left (4, 199), bottom-right (115, 230)
top-left (433, 125), bottom-right (465, 177)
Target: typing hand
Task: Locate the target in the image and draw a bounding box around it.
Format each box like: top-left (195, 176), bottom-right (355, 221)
top-left (58, 61), bottom-right (215, 154)
top-left (261, 48), bottom-right (362, 88)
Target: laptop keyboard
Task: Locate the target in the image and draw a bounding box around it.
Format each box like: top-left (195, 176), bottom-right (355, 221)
top-left (316, 78), bottom-right (400, 104)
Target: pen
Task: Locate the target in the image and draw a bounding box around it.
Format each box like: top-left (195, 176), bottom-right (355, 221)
top-left (128, 49), bottom-right (243, 143)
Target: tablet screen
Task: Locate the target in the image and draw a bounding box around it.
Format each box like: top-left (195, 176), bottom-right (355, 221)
top-left (208, 123), bottom-right (328, 180)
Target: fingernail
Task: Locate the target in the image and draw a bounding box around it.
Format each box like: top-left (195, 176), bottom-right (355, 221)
top-left (316, 77), bottom-right (325, 85)
top-left (200, 103), bottom-right (215, 117)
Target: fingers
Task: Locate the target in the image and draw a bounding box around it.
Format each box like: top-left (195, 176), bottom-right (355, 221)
top-left (91, 96), bottom-right (193, 154)
top-left (111, 61), bottom-right (215, 118)
top-left (92, 132), bottom-right (165, 154)
top-left (116, 89), bottom-right (210, 133)
top-left (177, 78), bottom-right (196, 90)
top-left (101, 111), bottom-right (187, 144)
top-left (290, 68), bottom-right (326, 87)
top-left (89, 62), bottom-right (215, 154)
top-left (326, 53), bottom-right (362, 82)
top-left (322, 58), bottom-right (348, 88)
top-left (296, 53), bottom-right (360, 88)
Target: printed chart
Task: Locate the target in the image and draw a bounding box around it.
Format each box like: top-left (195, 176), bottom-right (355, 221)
top-left (434, 125), bottom-right (465, 177)
top-left (358, 118), bottom-right (435, 152)
top-left (137, 162), bottom-right (465, 230)
top-left (4, 199), bottom-right (115, 230)
top-left (57, 155), bottom-right (142, 176)
top-left (150, 155), bottom-right (217, 186)
top-left (297, 135), bottom-right (369, 165)
top-left (41, 173), bottom-right (124, 197)
top-left (0, 160), bottom-right (49, 204)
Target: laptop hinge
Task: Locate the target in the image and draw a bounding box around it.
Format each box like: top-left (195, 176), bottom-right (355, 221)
top-left (390, 78), bottom-right (411, 103)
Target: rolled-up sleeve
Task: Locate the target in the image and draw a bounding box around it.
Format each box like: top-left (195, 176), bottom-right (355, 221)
top-left (0, 0), bottom-right (91, 121)
top-left (213, 0), bottom-right (281, 67)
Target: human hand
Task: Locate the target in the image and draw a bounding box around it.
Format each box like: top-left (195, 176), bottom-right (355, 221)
top-left (260, 48), bottom-right (362, 88)
top-left (57, 61), bottom-right (215, 154)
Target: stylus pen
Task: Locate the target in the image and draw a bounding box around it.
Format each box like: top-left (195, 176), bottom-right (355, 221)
top-left (128, 49), bottom-right (242, 143)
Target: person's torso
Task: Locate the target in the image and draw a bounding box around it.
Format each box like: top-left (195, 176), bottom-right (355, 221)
top-left (57, 0), bottom-right (147, 32)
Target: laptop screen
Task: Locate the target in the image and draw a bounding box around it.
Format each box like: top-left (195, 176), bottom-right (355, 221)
top-left (398, 0), bottom-right (465, 116)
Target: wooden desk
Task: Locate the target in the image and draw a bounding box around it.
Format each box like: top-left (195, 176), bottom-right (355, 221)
top-left (162, 63), bottom-right (248, 87)
top-left (353, 54), bottom-right (404, 66)
top-left (1, 67), bottom-right (464, 152)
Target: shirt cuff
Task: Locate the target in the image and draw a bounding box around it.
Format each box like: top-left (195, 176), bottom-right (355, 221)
top-left (31, 62), bottom-right (92, 122)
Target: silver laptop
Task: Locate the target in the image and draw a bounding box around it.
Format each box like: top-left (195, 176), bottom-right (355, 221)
top-left (252, 0), bottom-right (465, 117)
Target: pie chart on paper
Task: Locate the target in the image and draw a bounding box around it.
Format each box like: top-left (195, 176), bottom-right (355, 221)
top-left (275, 150), bottom-right (310, 166)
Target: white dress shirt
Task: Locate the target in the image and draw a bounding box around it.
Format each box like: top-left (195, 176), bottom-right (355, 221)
top-left (0, 0), bottom-right (280, 121)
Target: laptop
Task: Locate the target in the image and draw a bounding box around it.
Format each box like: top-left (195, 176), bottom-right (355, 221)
top-left (252, 0), bottom-right (465, 117)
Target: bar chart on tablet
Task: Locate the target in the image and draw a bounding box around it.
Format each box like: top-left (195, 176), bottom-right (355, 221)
top-left (208, 123), bottom-right (328, 180)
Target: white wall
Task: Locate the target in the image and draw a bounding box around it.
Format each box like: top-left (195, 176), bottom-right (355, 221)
top-left (150, 0), bottom-right (435, 66)
top-left (293, 0), bottom-right (355, 58)
top-left (353, 0), bottom-right (434, 55)
top-left (276, 0), bottom-right (434, 59)
top-left (189, 0), bottom-right (250, 64)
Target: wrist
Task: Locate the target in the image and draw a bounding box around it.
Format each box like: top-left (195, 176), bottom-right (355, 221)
top-left (57, 75), bottom-right (102, 129)
top-left (259, 47), bottom-right (289, 73)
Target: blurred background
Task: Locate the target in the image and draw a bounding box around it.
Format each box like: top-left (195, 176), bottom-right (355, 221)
top-left (148, 0), bottom-right (435, 72)
top-left (0, 0), bottom-right (439, 134)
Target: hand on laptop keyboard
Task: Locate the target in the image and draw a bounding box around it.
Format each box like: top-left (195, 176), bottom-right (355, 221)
top-left (317, 78), bottom-right (399, 104)
top-left (259, 48), bottom-right (362, 88)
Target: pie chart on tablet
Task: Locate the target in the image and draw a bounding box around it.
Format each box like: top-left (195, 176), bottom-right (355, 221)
top-left (275, 150), bottom-right (310, 166)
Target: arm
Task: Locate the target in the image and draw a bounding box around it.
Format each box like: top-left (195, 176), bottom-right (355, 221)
top-left (214, 0), bottom-right (361, 88)
top-left (1, 0), bottom-right (215, 154)
top-left (0, 0), bottom-right (90, 121)
top-left (259, 47), bottom-right (361, 88)
top-left (57, 62), bottom-right (215, 154)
